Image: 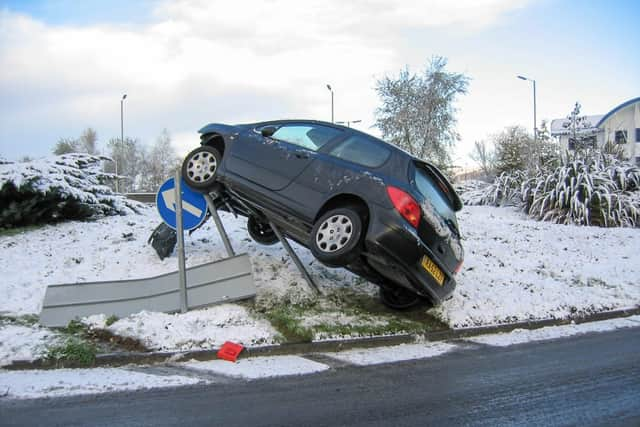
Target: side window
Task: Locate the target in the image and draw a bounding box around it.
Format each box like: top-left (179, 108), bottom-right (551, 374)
top-left (328, 135), bottom-right (391, 168)
top-left (271, 124), bottom-right (342, 151)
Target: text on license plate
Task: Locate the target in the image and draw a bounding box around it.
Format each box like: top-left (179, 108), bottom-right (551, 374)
top-left (421, 256), bottom-right (445, 286)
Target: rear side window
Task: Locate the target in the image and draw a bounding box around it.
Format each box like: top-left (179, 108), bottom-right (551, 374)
top-left (414, 167), bottom-right (458, 227)
top-left (328, 135), bottom-right (391, 167)
top-left (271, 124), bottom-right (342, 151)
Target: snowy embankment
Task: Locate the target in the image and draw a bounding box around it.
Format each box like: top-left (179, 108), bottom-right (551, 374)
top-left (0, 202), bottom-right (638, 364)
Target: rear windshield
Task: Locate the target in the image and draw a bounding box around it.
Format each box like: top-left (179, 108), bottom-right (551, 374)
top-left (414, 166), bottom-right (459, 230)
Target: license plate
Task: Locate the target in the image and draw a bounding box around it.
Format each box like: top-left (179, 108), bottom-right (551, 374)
top-left (421, 256), bottom-right (445, 286)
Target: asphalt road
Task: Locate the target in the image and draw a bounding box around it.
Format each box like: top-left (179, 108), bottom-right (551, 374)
top-left (2, 326), bottom-right (639, 427)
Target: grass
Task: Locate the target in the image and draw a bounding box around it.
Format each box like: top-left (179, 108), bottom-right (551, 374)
top-left (263, 305), bottom-right (314, 343)
top-left (45, 338), bottom-right (96, 367)
top-left (0, 224), bottom-right (46, 237)
top-left (257, 288), bottom-right (449, 343)
top-left (105, 315), bottom-right (119, 327)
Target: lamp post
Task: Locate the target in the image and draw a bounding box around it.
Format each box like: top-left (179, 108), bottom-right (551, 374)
top-left (326, 84), bottom-right (334, 123)
top-left (517, 75), bottom-right (536, 142)
top-left (117, 94), bottom-right (127, 193)
top-left (336, 119), bottom-right (362, 128)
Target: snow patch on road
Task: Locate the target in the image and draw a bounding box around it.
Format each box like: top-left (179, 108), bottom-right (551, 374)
top-left (325, 342), bottom-right (457, 366)
top-left (467, 315), bottom-right (640, 347)
top-left (182, 355), bottom-right (329, 379)
top-left (0, 367), bottom-right (201, 399)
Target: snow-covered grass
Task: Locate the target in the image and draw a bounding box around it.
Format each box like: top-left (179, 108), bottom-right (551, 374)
top-left (0, 367), bottom-right (201, 399)
top-left (433, 205), bottom-right (640, 327)
top-left (0, 199), bottom-right (638, 365)
top-left (0, 322), bottom-right (61, 366)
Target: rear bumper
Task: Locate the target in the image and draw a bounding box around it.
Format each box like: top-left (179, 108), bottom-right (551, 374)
top-left (364, 206), bottom-right (457, 305)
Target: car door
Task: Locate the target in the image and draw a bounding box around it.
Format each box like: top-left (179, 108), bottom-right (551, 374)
top-left (227, 122), bottom-right (343, 192)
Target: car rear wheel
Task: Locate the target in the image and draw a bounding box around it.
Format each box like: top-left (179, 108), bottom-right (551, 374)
top-left (379, 286), bottom-right (424, 310)
top-left (310, 206), bottom-right (363, 267)
top-left (247, 216), bottom-right (279, 246)
top-left (182, 146), bottom-right (221, 192)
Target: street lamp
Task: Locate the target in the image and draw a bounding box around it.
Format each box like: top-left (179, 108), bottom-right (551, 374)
top-left (326, 84), bottom-right (334, 123)
top-left (117, 93), bottom-right (127, 193)
top-left (336, 119), bottom-right (362, 128)
top-left (517, 75), bottom-right (536, 142)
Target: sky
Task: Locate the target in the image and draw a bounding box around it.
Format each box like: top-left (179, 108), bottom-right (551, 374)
top-left (0, 0), bottom-right (638, 168)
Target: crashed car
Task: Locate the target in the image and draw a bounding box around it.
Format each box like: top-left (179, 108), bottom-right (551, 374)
top-left (181, 120), bottom-right (464, 309)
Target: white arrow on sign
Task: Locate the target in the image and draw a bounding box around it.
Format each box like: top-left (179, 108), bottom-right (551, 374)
top-left (162, 189), bottom-right (204, 218)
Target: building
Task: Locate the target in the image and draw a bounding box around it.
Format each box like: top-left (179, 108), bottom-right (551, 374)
top-left (550, 97), bottom-right (640, 164)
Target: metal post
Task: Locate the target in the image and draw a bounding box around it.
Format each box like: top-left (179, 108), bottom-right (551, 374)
top-left (117, 94), bottom-right (127, 193)
top-left (203, 194), bottom-right (235, 258)
top-left (533, 79), bottom-right (537, 143)
top-left (174, 171), bottom-right (188, 313)
top-left (269, 221), bottom-right (321, 295)
top-left (331, 90), bottom-right (334, 123)
top-left (327, 84), bottom-right (334, 123)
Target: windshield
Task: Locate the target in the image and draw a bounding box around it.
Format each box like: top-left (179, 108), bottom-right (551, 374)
top-left (414, 166), bottom-right (459, 232)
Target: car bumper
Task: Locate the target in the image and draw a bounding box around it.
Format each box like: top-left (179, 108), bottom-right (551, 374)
top-left (365, 206), bottom-right (457, 305)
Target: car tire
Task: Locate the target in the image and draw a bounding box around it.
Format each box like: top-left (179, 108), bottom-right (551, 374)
top-left (379, 286), bottom-right (425, 310)
top-left (182, 146), bottom-right (221, 192)
top-left (310, 205), bottom-right (364, 267)
top-left (247, 216), bottom-right (279, 246)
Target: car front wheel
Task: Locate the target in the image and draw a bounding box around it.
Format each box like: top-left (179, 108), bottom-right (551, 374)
top-left (310, 206), bottom-right (363, 267)
top-left (182, 146), bottom-right (221, 192)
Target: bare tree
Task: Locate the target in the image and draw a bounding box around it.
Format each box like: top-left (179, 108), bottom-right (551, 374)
top-left (79, 127), bottom-right (99, 155)
top-left (469, 140), bottom-right (496, 178)
top-left (139, 129), bottom-right (181, 191)
top-left (105, 137), bottom-right (143, 193)
top-left (375, 56), bottom-right (470, 171)
top-left (53, 137), bottom-right (81, 155)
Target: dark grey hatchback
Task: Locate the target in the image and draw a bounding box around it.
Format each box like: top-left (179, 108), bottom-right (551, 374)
top-left (181, 120), bottom-right (464, 309)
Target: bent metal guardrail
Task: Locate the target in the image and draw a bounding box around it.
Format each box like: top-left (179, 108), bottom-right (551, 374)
top-left (39, 254), bottom-right (255, 328)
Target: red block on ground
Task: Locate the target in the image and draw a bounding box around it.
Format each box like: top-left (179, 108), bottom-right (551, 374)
top-left (217, 341), bottom-right (244, 362)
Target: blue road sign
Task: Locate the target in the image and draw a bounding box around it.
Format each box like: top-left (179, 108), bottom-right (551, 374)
top-left (156, 178), bottom-right (208, 231)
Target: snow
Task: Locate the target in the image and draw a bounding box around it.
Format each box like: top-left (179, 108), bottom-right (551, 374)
top-left (0, 367), bottom-right (201, 399)
top-left (0, 188), bottom-right (638, 364)
top-left (467, 315), bottom-right (640, 347)
top-left (324, 342), bottom-right (457, 366)
top-left (0, 324), bottom-right (60, 367)
top-left (182, 356), bottom-right (329, 379)
top-left (435, 205), bottom-right (640, 328)
top-left (85, 306), bottom-right (278, 351)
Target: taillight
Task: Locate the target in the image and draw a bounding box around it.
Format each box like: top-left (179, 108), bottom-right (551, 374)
top-left (386, 186), bottom-right (420, 228)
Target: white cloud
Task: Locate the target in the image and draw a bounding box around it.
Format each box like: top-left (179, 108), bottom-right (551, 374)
top-left (0, 1), bottom-right (530, 159)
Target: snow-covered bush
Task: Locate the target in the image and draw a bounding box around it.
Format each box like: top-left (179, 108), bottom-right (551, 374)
top-left (522, 156), bottom-right (640, 227)
top-left (467, 153), bottom-right (640, 227)
top-left (454, 180), bottom-right (491, 206)
top-left (0, 154), bottom-right (142, 228)
top-left (463, 171), bottom-right (527, 207)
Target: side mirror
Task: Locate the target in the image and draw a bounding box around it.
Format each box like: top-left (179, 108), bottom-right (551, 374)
top-left (261, 126), bottom-right (277, 137)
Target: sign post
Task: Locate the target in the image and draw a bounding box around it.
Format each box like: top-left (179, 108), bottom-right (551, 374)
top-left (174, 171), bottom-right (188, 313)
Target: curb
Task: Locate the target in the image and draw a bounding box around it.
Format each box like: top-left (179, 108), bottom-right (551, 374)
top-left (5, 306), bottom-right (640, 371)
